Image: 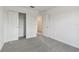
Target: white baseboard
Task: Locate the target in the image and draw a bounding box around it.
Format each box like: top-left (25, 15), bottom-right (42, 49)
top-left (43, 34), bottom-right (79, 49)
top-left (0, 43), bottom-right (4, 51)
top-left (26, 34), bottom-right (37, 39)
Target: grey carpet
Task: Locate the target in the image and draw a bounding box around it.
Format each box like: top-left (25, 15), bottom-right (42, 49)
top-left (1, 36), bottom-right (79, 52)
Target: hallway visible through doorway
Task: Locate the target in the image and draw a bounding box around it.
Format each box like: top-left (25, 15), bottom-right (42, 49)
top-left (37, 16), bottom-right (43, 35)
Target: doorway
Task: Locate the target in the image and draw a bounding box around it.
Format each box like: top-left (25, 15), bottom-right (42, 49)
top-left (37, 16), bottom-right (43, 35)
top-left (19, 13), bottom-right (26, 39)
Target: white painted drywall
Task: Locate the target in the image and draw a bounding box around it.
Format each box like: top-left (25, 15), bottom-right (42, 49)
top-left (0, 7), bottom-right (5, 50)
top-left (41, 7), bottom-right (79, 48)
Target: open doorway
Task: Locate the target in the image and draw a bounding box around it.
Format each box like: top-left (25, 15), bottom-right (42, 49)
top-left (37, 16), bottom-right (43, 36)
top-left (19, 13), bottom-right (26, 40)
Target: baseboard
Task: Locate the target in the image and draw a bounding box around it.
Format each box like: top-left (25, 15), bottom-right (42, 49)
top-left (43, 35), bottom-right (79, 49)
top-left (0, 43), bottom-right (4, 51)
top-left (26, 35), bottom-right (37, 39)
top-left (54, 39), bottom-right (79, 49)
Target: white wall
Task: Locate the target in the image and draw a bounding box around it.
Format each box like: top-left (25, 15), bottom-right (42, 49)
top-left (41, 7), bottom-right (79, 48)
top-left (0, 7), bottom-right (4, 50)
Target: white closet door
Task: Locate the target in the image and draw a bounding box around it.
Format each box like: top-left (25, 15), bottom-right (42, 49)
top-left (43, 14), bottom-right (50, 36)
top-left (7, 11), bottom-right (19, 42)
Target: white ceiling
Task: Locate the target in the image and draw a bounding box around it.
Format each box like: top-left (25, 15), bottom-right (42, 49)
top-left (25, 6), bottom-right (56, 11)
